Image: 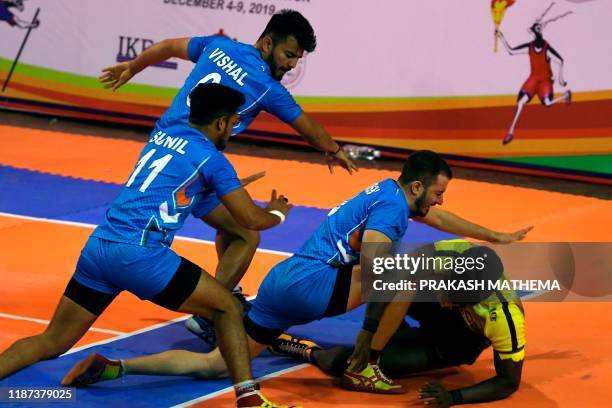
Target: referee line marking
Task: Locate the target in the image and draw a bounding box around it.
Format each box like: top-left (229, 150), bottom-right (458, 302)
top-left (0, 312), bottom-right (125, 336)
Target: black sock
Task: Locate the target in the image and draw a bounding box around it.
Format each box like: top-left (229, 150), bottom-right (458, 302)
top-left (369, 349), bottom-right (382, 365)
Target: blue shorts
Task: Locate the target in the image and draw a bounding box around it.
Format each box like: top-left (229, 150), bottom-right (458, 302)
top-left (73, 236), bottom-right (182, 300)
top-left (247, 256), bottom-right (344, 332)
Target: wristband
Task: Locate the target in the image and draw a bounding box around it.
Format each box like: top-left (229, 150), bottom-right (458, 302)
top-left (362, 317), bottom-right (379, 333)
top-left (450, 390), bottom-right (463, 405)
top-left (269, 210), bottom-right (286, 223)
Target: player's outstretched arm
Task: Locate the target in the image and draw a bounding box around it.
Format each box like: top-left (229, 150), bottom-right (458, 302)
top-left (496, 32), bottom-right (529, 56)
top-left (14, 16), bottom-right (39, 29)
top-left (415, 207), bottom-right (533, 243)
top-left (99, 38), bottom-right (191, 91)
top-left (420, 352), bottom-right (523, 406)
top-left (220, 187), bottom-right (292, 231)
top-left (291, 112), bottom-right (357, 175)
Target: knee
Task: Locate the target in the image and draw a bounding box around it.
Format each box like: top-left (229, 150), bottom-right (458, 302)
top-left (243, 229), bottom-right (260, 249)
top-left (232, 228), bottom-right (260, 250)
top-left (38, 332), bottom-right (74, 359)
top-left (192, 365), bottom-right (229, 380)
top-left (191, 361), bottom-right (229, 380)
top-left (222, 226), bottom-right (260, 248)
top-left (215, 294), bottom-right (242, 319)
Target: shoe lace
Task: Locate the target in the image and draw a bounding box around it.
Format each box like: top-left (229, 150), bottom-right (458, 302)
top-left (278, 339), bottom-right (309, 360)
top-left (371, 364), bottom-right (394, 385)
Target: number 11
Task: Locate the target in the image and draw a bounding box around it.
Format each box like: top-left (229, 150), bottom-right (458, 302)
top-left (126, 149), bottom-right (173, 192)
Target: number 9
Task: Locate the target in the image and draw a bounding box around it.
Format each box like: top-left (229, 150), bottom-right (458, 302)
top-left (187, 73), bottom-right (222, 106)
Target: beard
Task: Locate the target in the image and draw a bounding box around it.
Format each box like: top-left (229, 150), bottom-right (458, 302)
top-left (215, 124), bottom-right (234, 151)
top-left (410, 193), bottom-right (430, 218)
top-left (265, 53), bottom-right (285, 81)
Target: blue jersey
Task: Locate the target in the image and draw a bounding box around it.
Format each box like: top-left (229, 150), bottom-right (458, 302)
top-left (295, 178), bottom-right (410, 266)
top-left (92, 123), bottom-right (241, 248)
top-left (157, 36), bottom-right (303, 135)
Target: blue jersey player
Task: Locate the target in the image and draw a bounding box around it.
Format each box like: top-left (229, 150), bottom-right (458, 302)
top-left (99, 10), bottom-right (357, 344)
top-left (99, 10), bottom-right (355, 176)
top-left (0, 83), bottom-right (296, 408)
top-left (64, 151), bottom-right (533, 400)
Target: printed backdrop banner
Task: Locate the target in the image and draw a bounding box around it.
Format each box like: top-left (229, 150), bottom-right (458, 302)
top-left (1, 0), bottom-right (611, 182)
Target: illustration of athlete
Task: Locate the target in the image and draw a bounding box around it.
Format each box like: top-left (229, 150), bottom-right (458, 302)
top-left (497, 3), bottom-right (572, 145)
top-left (0, 0), bottom-right (39, 29)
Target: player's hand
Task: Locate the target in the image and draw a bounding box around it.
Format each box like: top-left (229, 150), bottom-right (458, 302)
top-left (559, 79), bottom-right (568, 87)
top-left (99, 62), bottom-right (135, 91)
top-left (418, 382), bottom-right (453, 407)
top-left (266, 189), bottom-right (292, 219)
top-left (492, 226), bottom-right (534, 244)
top-left (325, 149), bottom-right (358, 175)
top-left (346, 329), bottom-right (373, 373)
top-left (240, 171), bottom-right (266, 188)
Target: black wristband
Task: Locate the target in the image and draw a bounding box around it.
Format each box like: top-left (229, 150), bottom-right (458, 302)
top-left (362, 317), bottom-right (379, 333)
top-left (450, 389), bottom-right (463, 405)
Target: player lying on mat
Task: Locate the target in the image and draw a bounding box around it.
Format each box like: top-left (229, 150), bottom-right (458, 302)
top-left (279, 240), bottom-right (525, 407)
top-left (0, 83), bottom-right (295, 408)
top-left (62, 151), bottom-right (531, 397)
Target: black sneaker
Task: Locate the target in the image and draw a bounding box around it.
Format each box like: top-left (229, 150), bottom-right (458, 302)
top-left (185, 315), bottom-right (217, 348)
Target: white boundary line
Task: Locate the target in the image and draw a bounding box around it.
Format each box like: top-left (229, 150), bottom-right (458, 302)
top-left (171, 363), bottom-right (310, 408)
top-left (1, 210), bottom-right (306, 405)
top-left (0, 312), bottom-right (125, 336)
top-left (0, 211), bottom-right (292, 257)
top-left (62, 315), bottom-right (192, 356)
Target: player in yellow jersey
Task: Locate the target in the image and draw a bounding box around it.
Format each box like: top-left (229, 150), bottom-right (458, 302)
top-left (273, 240), bottom-right (525, 407)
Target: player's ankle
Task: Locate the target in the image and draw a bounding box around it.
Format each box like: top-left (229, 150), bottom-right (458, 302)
top-left (235, 379), bottom-right (258, 396)
top-left (99, 359), bottom-right (125, 381)
top-left (235, 380), bottom-right (264, 407)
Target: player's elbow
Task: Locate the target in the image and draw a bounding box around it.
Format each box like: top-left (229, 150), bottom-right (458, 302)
top-left (497, 376), bottom-right (521, 397)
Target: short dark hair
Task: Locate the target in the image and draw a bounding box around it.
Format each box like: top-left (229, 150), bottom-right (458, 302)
top-left (399, 150), bottom-right (452, 187)
top-left (448, 246), bottom-right (505, 304)
top-left (260, 9), bottom-right (316, 52)
top-left (188, 83), bottom-right (245, 126)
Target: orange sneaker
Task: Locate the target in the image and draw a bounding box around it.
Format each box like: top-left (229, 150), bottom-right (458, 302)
top-left (268, 334), bottom-right (319, 362)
